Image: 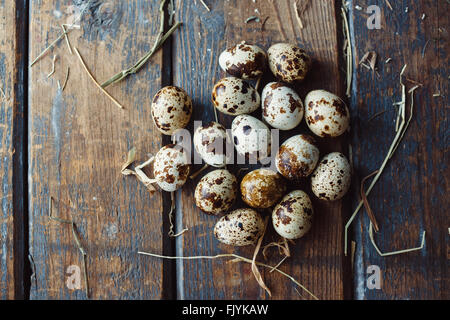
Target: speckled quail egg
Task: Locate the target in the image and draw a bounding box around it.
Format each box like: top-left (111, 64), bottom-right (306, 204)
top-left (193, 122), bottom-right (228, 167)
top-left (304, 90), bottom-right (350, 138)
top-left (240, 169), bottom-right (286, 209)
top-left (232, 115), bottom-right (271, 161)
top-left (214, 208), bottom-right (265, 246)
top-left (311, 152), bottom-right (351, 201)
top-left (276, 134), bottom-right (319, 180)
top-left (219, 42), bottom-right (267, 80)
top-left (151, 86), bottom-right (192, 135)
top-left (262, 82), bottom-right (304, 130)
top-left (267, 43), bottom-right (312, 83)
top-left (153, 144), bottom-right (190, 192)
top-left (194, 169), bottom-right (238, 215)
top-left (212, 77), bottom-right (260, 115)
top-left (272, 190), bottom-right (314, 240)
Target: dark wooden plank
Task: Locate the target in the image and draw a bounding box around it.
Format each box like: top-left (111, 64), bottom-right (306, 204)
top-left (173, 0), bottom-right (348, 299)
top-left (349, 0), bottom-right (449, 299)
top-left (0, 0), bottom-right (27, 300)
top-left (29, 0), bottom-right (166, 299)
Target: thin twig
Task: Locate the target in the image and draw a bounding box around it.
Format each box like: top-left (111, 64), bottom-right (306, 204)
top-left (61, 24), bottom-right (73, 55)
top-left (199, 0), bottom-right (210, 12)
top-left (341, 7), bottom-right (353, 98)
top-left (138, 251), bottom-right (319, 300)
top-left (384, 0), bottom-right (393, 10)
top-left (101, 0), bottom-right (182, 88)
top-left (251, 217), bottom-right (271, 296)
top-left (61, 67), bottom-right (70, 92)
top-left (344, 65), bottom-right (422, 256)
top-left (48, 196), bottom-right (89, 298)
top-left (369, 224), bottom-right (426, 257)
top-left (47, 55), bottom-right (57, 78)
top-left (74, 47), bottom-right (124, 109)
top-left (360, 170), bottom-right (380, 232)
top-left (29, 0), bottom-right (92, 67)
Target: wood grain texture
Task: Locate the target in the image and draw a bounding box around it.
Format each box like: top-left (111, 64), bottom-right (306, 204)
top-left (28, 0), bottom-right (166, 299)
top-left (0, 0), bottom-right (27, 300)
top-left (348, 0), bottom-right (449, 299)
top-left (173, 0), bottom-right (349, 300)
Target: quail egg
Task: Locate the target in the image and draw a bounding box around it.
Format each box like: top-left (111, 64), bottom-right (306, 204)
top-left (153, 144), bottom-right (190, 192)
top-left (304, 90), bottom-right (350, 138)
top-left (240, 169), bottom-right (286, 209)
top-left (212, 77), bottom-right (260, 115)
top-left (193, 122), bottom-right (228, 167)
top-left (267, 43), bottom-right (312, 83)
top-left (231, 115), bottom-right (271, 161)
top-left (214, 208), bottom-right (265, 246)
top-left (262, 82), bottom-right (304, 130)
top-left (272, 190), bottom-right (314, 240)
top-left (311, 152), bottom-right (351, 201)
top-left (276, 134), bottom-right (319, 180)
top-left (194, 169), bottom-right (238, 215)
top-left (151, 86), bottom-right (192, 135)
top-left (219, 42), bottom-right (267, 80)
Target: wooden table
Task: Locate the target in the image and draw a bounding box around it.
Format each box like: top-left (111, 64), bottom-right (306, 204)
top-left (0, 0), bottom-right (447, 300)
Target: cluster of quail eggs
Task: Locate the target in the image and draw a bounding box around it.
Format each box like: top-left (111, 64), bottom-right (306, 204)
top-left (149, 41), bottom-right (352, 247)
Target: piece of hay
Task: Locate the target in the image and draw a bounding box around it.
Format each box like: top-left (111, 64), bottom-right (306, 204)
top-left (344, 65), bottom-right (425, 257)
top-left (138, 251), bottom-right (319, 300)
top-left (74, 47), bottom-right (124, 109)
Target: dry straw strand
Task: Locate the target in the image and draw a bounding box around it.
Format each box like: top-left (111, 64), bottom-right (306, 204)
top-left (344, 65), bottom-right (424, 257)
top-left (101, 0), bottom-right (182, 88)
top-left (138, 251), bottom-right (319, 300)
top-left (74, 47), bottom-right (124, 109)
top-left (30, 0), bottom-right (92, 67)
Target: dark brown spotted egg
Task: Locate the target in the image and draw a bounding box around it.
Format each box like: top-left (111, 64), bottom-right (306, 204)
top-left (151, 86), bottom-right (192, 135)
top-left (304, 90), bottom-right (350, 137)
top-left (311, 152), bottom-right (351, 201)
top-left (219, 42), bottom-right (267, 80)
top-left (194, 169), bottom-right (238, 215)
top-left (241, 169), bottom-right (286, 209)
top-left (262, 82), bottom-right (304, 130)
top-left (275, 134), bottom-right (319, 180)
top-left (272, 190), bottom-right (314, 240)
top-left (267, 43), bottom-right (311, 83)
top-left (232, 115), bottom-right (271, 161)
top-left (212, 77), bottom-right (260, 115)
top-left (193, 122), bottom-right (228, 167)
top-left (214, 208), bottom-right (264, 246)
top-left (153, 144), bottom-right (190, 192)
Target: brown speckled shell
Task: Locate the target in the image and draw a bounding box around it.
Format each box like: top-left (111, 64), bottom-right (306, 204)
top-left (272, 190), bottom-right (314, 240)
top-left (240, 169), bottom-right (286, 209)
top-left (311, 152), bottom-right (351, 201)
top-left (275, 134), bottom-right (320, 180)
top-left (219, 42), bottom-right (267, 80)
top-left (151, 86), bottom-right (192, 135)
top-left (153, 144), bottom-right (190, 192)
top-left (212, 77), bottom-right (260, 115)
top-left (267, 43), bottom-right (311, 83)
top-left (193, 122), bottom-right (228, 167)
top-left (304, 90), bottom-right (350, 138)
top-left (214, 208), bottom-right (264, 246)
top-left (262, 82), bottom-right (304, 130)
top-left (194, 169), bottom-right (238, 215)
top-left (232, 115), bottom-right (271, 161)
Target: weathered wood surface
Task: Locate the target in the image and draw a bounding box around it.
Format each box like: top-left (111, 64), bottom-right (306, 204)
top-left (173, 0), bottom-right (350, 300)
top-left (348, 0), bottom-right (449, 299)
top-left (0, 0), bottom-right (27, 300)
top-left (0, 0), bottom-right (447, 300)
top-left (28, 0), bottom-right (166, 299)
